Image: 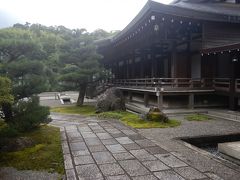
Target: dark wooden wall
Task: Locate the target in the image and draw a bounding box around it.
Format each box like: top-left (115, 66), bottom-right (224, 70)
top-left (203, 22), bottom-right (240, 49)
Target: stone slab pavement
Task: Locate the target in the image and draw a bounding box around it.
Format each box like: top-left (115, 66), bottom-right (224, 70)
top-left (50, 113), bottom-right (215, 180)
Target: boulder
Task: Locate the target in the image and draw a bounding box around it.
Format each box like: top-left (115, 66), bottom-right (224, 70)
top-left (146, 107), bottom-right (168, 122)
top-left (96, 88), bottom-right (126, 113)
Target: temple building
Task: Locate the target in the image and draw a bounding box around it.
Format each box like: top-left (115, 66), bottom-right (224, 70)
top-left (98, 0), bottom-right (240, 110)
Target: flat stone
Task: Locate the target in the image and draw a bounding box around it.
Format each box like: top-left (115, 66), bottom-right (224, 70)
top-left (155, 154), bottom-right (188, 168)
top-left (107, 129), bottom-right (122, 134)
top-left (128, 134), bottom-right (145, 141)
top-left (76, 164), bottom-right (103, 179)
top-left (64, 154), bottom-right (74, 170)
top-left (143, 160), bottom-right (170, 172)
top-left (204, 172), bottom-right (224, 180)
top-left (74, 155), bottom-right (94, 165)
top-left (96, 132), bottom-right (112, 140)
top-left (116, 137), bottom-right (134, 144)
top-left (89, 125), bottom-right (103, 130)
top-left (154, 170), bottom-right (185, 180)
top-left (81, 132), bottom-right (97, 138)
top-left (102, 138), bottom-right (118, 145)
top-left (132, 175), bottom-right (158, 180)
top-left (66, 126), bottom-right (78, 131)
top-left (92, 129), bottom-right (106, 133)
top-left (122, 129), bottom-right (138, 136)
top-left (61, 132), bottom-right (67, 141)
top-left (99, 163), bottom-right (125, 176)
top-left (119, 160), bottom-right (150, 177)
top-left (72, 150), bottom-right (90, 156)
top-left (130, 149), bottom-right (157, 161)
top-left (218, 141), bottom-right (240, 160)
top-left (62, 146), bottom-right (70, 155)
top-left (69, 142), bottom-right (87, 151)
top-left (67, 131), bottom-right (81, 139)
top-left (135, 139), bottom-right (156, 148)
top-left (112, 152), bottom-right (135, 160)
top-left (66, 169), bottom-right (77, 180)
top-left (85, 137), bottom-right (102, 146)
top-left (111, 133), bottom-right (126, 138)
top-left (174, 167), bottom-right (207, 180)
top-left (92, 151), bottom-right (116, 164)
top-left (88, 145), bottom-right (107, 152)
top-left (145, 146), bottom-right (168, 155)
top-left (123, 143), bottom-right (141, 150)
top-left (78, 126), bottom-right (92, 132)
top-left (106, 144), bottom-right (127, 153)
top-left (88, 123), bottom-right (99, 126)
top-left (62, 141), bottom-right (69, 149)
top-left (106, 175), bottom-right (131, 180)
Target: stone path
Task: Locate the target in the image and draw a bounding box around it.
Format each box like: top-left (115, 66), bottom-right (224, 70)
top-left (50, 113), bottom-right (209, 180)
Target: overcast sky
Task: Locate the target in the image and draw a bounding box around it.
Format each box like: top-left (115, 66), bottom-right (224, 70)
top-left (0, 0), bottom-right (173, 32)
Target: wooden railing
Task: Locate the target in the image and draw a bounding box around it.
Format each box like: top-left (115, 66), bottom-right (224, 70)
top-left (114, 78), bottom-right (214, 89)
top-left (236, 79), bottom-right (240, 93)
top-left (213, 78), bottom-right (230, 92)
top-left (113, 78), bottom-right (236, 92)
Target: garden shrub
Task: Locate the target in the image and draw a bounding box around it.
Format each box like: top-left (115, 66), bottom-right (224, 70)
top-left (11, 96), bottom-right (50, 132)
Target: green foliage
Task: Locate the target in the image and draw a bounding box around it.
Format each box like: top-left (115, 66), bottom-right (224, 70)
top-left (0, 120), bottom-right (19, 138)
top-left (185, 113), bottom-right (211, 121)
top-left (0, 76), bottom-right (14, 105)
top-left (11, 96), bottom-right (50, 132)
top-left (0, 125), bottom-right (64, 175)
top-left (6, 60), bottom-right (47, 99)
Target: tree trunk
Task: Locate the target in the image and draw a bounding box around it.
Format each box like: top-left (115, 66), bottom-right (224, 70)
top-left (77, 84), bottom-right (87, 106)
top-left (2, 103), bottom-right (13, 122)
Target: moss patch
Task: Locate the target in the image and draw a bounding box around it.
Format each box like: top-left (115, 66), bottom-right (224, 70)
top-left (51, 106), bottom-right (181, 129)
top-left (0, 125), bottom-right (64, 175)
top-left (98, 111), bottom-right (181, 129)
top-left (185, 114), bottom-right (211, 121)
top-left (51, 105), bottom-right (95, 116)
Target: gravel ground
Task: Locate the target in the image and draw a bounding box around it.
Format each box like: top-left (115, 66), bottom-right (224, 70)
top-left (138, 115), bottom-right (240, 180)
top-left (0, 167), bottom-right (62, 180)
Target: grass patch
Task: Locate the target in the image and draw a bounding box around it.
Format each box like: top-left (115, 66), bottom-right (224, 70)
top-left (185, 113), bottom-right (211, 121)
top-left (51, 105), bottom-right (96, 116)
top-left (0, 125), bottom-right (64, 175)
top-left (98, 111), bottom-right (181, 129)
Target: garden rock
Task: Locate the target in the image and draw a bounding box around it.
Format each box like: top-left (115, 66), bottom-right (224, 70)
top-left (96, 88), bottom-right (126, 113)
top-left (146, 107), bottom-right (168, 122)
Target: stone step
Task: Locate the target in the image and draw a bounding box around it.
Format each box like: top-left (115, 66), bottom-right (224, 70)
top-left (126, 103), bottom-right (149, 114)
top-left (207, 110), bottom-right (240, 123)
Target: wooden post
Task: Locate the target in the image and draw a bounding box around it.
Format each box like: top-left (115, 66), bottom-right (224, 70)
top-left (188, 93), bottom-right (194, 109)
top-left (129, 91), bottom-right (133, 102)
top-left (157, 93), bottom-right (163, 109)
top-left (144, 92), bottom-right (149, 107)
top-left (171, 42), bottom-right (177, 78)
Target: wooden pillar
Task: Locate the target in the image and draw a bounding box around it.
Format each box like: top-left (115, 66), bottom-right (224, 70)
top-left (171, 42), bottom-right (177, 78)
top-left (188, 93), bottom-right (194, 109)
top-left (144, 92), bottom-right (149, 107)
top-left (126, 59), bottom-right (129, 79)
top-left (128, 91), bottom-right (133, 102)
top-left (157, 93), bottom-right (163, 109)
top-left (229, 57), bottom-right (237, 110)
